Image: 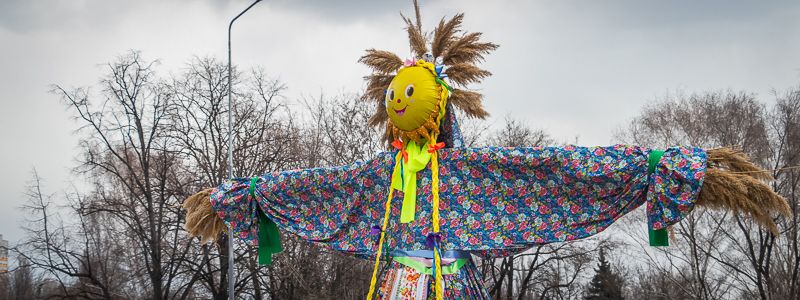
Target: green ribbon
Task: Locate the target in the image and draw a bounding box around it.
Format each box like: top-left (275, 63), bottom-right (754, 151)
top-left (435, 77), bottom-right (453, 92)
top-left (392, 257), bottom-right (468, 275)
top-left (391, 141), bottom-right (432, 223)
top-left (648, 150), bottom-right (664, 174)
top-left (647, 150), bottom-right (669, 247)
top-left (649, 227), bottom-right (669, 247)
top-left (251, 177), bottom-right (283, 265)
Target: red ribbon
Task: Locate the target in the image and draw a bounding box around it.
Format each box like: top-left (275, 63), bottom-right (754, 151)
top-left (392, 140), bottom-right (409, 163)
top-left (428, 142), bottom-right (445, 153)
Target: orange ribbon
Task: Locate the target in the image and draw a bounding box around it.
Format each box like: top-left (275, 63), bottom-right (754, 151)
top-left (427, 142), bottom-right (445, 153)
top-left (392, 140), bottom-right (409, 163)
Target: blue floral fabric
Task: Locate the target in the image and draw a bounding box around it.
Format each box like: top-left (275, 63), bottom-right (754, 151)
top-left (209, 145), bottom-right (706, 258)
top-left (437, 104), bottom-right (465, 149)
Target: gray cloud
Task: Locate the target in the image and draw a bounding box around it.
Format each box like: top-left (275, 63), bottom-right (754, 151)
top-left (0, 0), bottom-right (140, 33)
top-left (1, 0), bottom-right (798, 245)
top-left (0, 0), bottom-right (428, 34)
top-left (268, 0), bottom-right (412, 18)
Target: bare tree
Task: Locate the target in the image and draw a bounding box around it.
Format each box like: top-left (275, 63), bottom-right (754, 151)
top-left (14, 170), bottom-right (136, 299)
top-left (50, 51), bottom-right (192, 299)
top-left (29, 52), bottom-right (385, 300)
top-left (487, 117), bottom-right (555, 148)
top-left (167, 56), bottom-right (301, 299)
top-left (616, 89), bottom-right (799, 300)
top-left (765, 86), bottom-right (800, 299)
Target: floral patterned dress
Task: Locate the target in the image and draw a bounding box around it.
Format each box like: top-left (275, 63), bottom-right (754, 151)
top-left (208, 112), bottom-right (707, 299)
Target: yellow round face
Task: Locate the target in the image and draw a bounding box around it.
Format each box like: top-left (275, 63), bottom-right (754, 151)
top-left (385, 66), bottom-right (441, 132)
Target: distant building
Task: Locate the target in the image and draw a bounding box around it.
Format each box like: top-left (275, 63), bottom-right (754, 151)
top-left (0, 234), bottom-right (8, 273)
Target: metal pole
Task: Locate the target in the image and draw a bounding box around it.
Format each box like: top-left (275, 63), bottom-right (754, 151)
top-left (227, 1), bottom-right (262, 299)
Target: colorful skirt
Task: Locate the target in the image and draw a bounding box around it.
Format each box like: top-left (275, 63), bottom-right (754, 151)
top-left (378, 254), bottom-right (489, 300)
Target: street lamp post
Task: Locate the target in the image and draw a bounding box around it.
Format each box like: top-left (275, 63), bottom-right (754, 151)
top-left (227, 1), bottom-right (262, 299)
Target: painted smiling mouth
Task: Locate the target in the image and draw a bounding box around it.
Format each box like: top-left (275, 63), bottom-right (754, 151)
top-left (393, 106), bottom-right (407, 116)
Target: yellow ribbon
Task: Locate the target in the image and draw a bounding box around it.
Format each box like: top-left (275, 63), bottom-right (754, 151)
top-left (366, 152), bottom-right (403, 300)
top-left (428, 70), bottom-right (448, 300)
top-left (391, 141), bottom-right (432, 223)
top-left (430, 138), bottom-right (443, 300)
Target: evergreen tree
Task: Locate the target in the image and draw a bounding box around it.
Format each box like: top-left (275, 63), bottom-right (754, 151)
top-left (585, 248), bottom-right (624, 300)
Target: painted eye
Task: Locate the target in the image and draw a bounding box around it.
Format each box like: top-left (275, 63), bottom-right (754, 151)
top-left (405, 84), bottom-right (414, 98)
top-left (386, 89), bottom-right (394, 102)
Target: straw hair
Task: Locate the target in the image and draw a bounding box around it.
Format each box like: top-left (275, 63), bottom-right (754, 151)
top-left (445, 63), bottom-right (492, 86)
top-left (359, 6), bottom-right (498, 142)
top-left (369, 102), bottom-right (389, 127)
top-left (183, 188), bottom-right (226, 244)
top-left (402, 13), bottom-right (428, 58)
top-left (706, 147), bottom-right (773, 180)
top-left (442, 32), bottom-right (497, 66)
top-left (697, 148), bottom-right (791, 234)
top-left (358, 49), bottom-right (404, 75)
top-left (450, 89), bottom-right (488, 118)
top-left (361, 74), bottom-right (395, 104)
top-left (431, 14), bottom-right (464, 58)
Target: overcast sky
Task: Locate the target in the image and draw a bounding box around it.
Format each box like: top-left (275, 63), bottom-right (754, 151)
top-left (1, 0), bottom-right (799, 244)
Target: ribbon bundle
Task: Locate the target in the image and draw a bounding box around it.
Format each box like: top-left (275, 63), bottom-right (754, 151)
top-left (250, 177), bottom-right (283, 266)
top-left (647, 150), bottom-right (669, 247)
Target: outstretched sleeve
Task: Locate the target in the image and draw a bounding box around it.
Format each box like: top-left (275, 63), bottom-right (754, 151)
top-left (426, 145), bottom-right (706, 256)
top-left (210, 153), bottom-right (395, 257)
